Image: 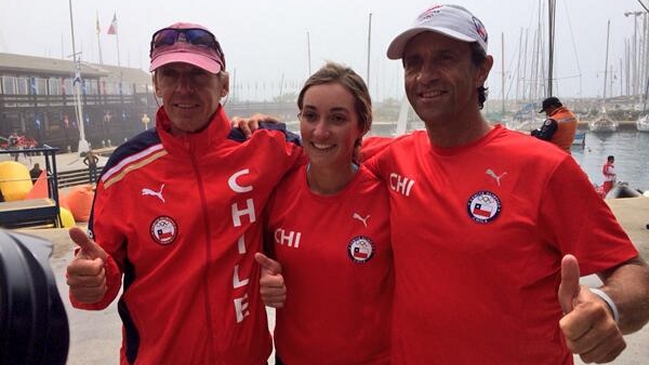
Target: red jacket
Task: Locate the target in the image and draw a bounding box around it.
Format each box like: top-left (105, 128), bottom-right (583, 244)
top-left (72, 106), bottom-right (301, 365)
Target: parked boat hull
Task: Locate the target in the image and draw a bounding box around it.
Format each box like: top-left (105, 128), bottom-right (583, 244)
top-left (589, 116), bottom-right (618, 132)
top-left (637, 114), bottom-right (649, 132)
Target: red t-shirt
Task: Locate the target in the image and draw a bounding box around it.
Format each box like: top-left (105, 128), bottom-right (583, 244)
top-left (266, 164), bottom-right (393, 365)
top-left (364, 125), bottom-right (638, 365)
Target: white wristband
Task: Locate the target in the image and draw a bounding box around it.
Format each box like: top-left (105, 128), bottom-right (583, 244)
top-left (590, 288), bottom-right (620, 323)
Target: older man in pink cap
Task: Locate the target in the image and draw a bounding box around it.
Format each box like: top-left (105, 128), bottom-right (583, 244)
top-left (66, 22), bottom-right (302, 365)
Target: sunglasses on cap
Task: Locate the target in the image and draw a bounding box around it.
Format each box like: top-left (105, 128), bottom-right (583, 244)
top-left (149, 28), bottom-right (224, 61)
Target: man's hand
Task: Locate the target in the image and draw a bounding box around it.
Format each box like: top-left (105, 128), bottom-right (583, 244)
top-left (255, 252), bottom-right (286, 308)
top-left (231, 113), bottom-right (279, 138)
top-left (66, 227), bottom-right (108, 304)
top-left (558, 254), bottom-right (626, 363)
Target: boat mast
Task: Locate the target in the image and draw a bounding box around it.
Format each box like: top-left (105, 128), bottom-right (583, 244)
top-left (516, 28), bottom-right (523, 103)
top-left (306, 31), bottom-right (312, 76)
top-left (522, 28), bottom-right (529, 103)
top-left (501, 32), bottom-right (505, 116)
top-left (547, 0), bottom-right (556, 97)
top-left (366, 13), bottom-right (372, 89)
top-left (603, 20), bottom-right (611, 106)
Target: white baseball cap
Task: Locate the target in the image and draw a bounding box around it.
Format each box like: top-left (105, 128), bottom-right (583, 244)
top-left (387, 4), bottom-right (488, 59)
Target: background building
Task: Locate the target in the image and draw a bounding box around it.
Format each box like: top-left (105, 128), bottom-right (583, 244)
top-left (0, 52), bottom-right (155, 151)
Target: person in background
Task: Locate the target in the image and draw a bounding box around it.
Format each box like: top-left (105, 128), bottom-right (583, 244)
top-left (602, 155), bottom-right (617, 195)
top-left (65, 22), bottom-right (302, 365)
top-left (8, 131), bottom-right (20, 161)
top-left (141, 113), bottom-right (151, 130)
top-left (29, 162), bottom-right (42, 184)
top-left (363, 4), bottom-right (649, 365)
top-left (256, 62), bottom-right (392, 365)
top-left (82, 149), bottom-right (99, 184)
top-left (532, 96), bottom-right (578, 153)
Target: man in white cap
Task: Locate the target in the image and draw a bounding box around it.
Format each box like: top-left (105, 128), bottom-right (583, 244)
top-left (65, 22), bottom-right (302, 365)
top-left (364, 4), bottom-right (649, 365)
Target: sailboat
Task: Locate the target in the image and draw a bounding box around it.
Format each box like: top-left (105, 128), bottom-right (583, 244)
top-left (589, 106), bottom-right (618, 132)
top-left (589, 20), bottom-right (618, 132)
top-left (502, 0), bottom-right (556, 133)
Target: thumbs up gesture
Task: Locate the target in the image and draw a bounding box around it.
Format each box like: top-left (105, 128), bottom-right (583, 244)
top-left (255, 252), bottom-right (286, 308)
top-left (558, 254), bottom-right (626, 363)
top-left (66, 226), bottom-right (108, 304)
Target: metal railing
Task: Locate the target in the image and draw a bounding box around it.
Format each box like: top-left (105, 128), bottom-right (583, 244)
top-left (57, 167), bottom-right (104, 189)
top-left (0, 146), bottom-right (62, 228)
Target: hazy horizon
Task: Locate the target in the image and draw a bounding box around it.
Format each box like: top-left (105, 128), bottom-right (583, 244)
top-left (1, 0), bottom-right (648, 103)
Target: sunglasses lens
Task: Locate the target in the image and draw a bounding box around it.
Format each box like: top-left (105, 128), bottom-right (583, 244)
top-left (185, 29), bottom-right (214, 47)
top-left (154, 29), bottom-right (180, 47)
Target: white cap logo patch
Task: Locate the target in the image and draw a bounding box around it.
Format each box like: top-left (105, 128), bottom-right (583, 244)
top-left (150, 216), bottom-right (178, 245)
top-left (472, 16), bottom-right (488, 44)
top-left (347, 236), bottom-right (375, 264)
top-left (467, 191), bottom-right (501, 223)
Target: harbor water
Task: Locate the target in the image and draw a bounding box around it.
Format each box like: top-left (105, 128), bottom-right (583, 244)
top-left (572, 131), bottom-right (649, 192)
top-left (366, 119), bottom-right (649, 192)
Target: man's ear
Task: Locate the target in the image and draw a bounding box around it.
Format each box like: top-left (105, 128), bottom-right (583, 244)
top-left (152, 73), bottom-right (162, 97)
top-left (220, 71), bottom-right (230, 97)
top-left (476, 55), bottom-right (494, 88)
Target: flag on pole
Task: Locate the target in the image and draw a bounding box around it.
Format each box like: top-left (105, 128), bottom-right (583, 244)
top-left (107, 13), bottom-right (117, 35)
top-left (96, 13), bottom-right (101, 35)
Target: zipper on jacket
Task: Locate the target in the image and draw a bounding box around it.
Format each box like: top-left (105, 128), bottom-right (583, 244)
top-left (189, 145), bottom-right (217, 364)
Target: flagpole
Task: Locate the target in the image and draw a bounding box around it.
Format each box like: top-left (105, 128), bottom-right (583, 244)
top-left (109, 12), bottom-right (123, 100)
top-left (116, 29), bottom-right (122, 68)
top-left (108, 12), bottom-right (122, 67)
top-left (116, 18), bottom-right (123, 108)
top-left (68, 0), bottom-right (89, 154)
top-left (96, 12), bottom-right (103, 65)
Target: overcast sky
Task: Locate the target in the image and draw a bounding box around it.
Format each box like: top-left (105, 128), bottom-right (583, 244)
top-left (1, 0), bottom-right (647, 104)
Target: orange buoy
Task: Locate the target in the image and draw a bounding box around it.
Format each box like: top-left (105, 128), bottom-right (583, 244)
top-left (25, 170), bottom-right (48, 200)
top-left (65, 184), bottom-right (95, 222)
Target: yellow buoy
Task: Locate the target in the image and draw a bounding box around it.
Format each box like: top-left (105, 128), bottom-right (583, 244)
top-left (59, 207), bottom-right (76, 228)
top-left (0, 161), bottom-right (32, 201)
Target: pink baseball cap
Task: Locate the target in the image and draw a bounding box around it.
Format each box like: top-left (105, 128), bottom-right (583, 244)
top-left (149, 22), bottom-right (226, 74)
top-left (387, 4), bottom-right (488, 59)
